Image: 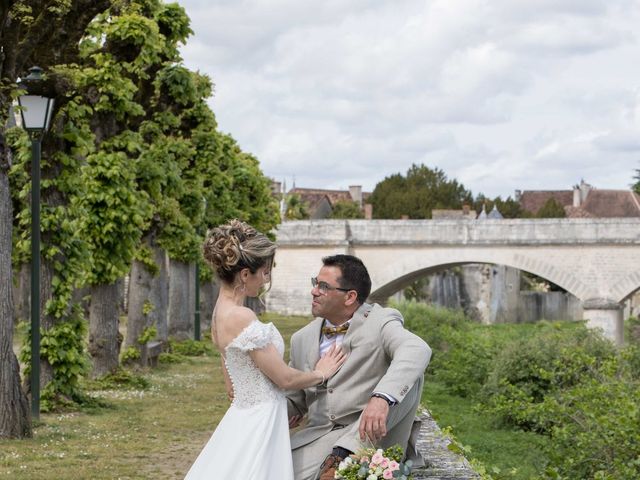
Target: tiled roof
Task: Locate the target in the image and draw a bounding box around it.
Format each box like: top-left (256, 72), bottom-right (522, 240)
top-left (578, 190), bottom-right (640, 218)
top-left (289, 187), bottom-right (371, 207)
top-left (519, 191), bottom-right (574, 215)
top-left (520, 188), bottom-right (640, 218)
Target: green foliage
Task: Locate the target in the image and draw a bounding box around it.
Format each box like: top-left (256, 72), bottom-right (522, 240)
top-left (536, 198), bottom-right (566, 218)
top-left (121, 346), bottom-right (141, 362)
top-left (632, 168), bottom-right (640, 194)
top-left (625, 314), bottom-right (640, 345)
top-left (369, 164), bottom-right (472, 219)
top-left (405, 301), bottom-right (640, 480)
top-left (542, 376), bottom-right (640, 480)
top-left (285, 193), bottom-right (310, 220)
top-left (168, 338), bottom-right (214, 357)
top-left (402, 278), bottom-right (429, 302)
top-left (84, 368), bottom-right (151, 391)
top-left (158, 352), bottom-right (187, 364)
top-left (142, 300), bottom-right (155, 316)
top-left (482, 326), bottom-right (616, 432)
top-left (134, 243), bottom-right (160, 275)
top-left (20, 310), bottom-right (90, 411)
top-left (398, 301), bottom-right (496, 397)
top-left (473, 195), bottom-right (529, 219)
top-left (330, 200), bottom-right (363, 219)
top-left (137, 325), bottom-right (157, 344)
top-left (81, 149), bottom-right (151, 285)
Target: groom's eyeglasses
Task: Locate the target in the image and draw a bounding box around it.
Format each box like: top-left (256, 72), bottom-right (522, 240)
top-left (311, 277), bottom-right (352, 295)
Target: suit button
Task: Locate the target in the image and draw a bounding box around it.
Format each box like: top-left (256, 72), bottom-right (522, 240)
top-left (328, 388), bottom-right (334, 393)
top-left (330, 414), bottom-right (336, 420)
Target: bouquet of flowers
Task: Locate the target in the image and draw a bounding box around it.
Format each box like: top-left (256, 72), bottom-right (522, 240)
top-left (334, 445), bottom-right (413, 480)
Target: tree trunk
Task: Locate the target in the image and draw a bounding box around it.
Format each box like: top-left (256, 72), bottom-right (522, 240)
top-left (168, 260), bottom-right (194, 340)
top-left (126, 242), bottom-right (169, 357)
top-left (12, 264), bottom-right (30, 325)
top-left (0, 159), bottom-right (31, 438)
top-left (151, 247), bottom-right (169, 343)
top-left (88, 282), bottom-right (122, 378)
top-left (125, 259), bottom-right (152, 365)
top-left (200, 280), bottom-right (219, 335)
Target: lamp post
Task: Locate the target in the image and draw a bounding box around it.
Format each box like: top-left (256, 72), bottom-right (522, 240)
top-left (17, 66), bottom-right (55, 420)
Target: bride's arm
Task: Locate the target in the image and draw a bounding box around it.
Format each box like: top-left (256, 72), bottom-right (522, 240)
top-left (250, 344), bottom-right (345, 391)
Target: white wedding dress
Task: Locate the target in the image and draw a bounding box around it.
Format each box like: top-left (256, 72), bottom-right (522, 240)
top-left (184, 320), bottom-right (294, 479)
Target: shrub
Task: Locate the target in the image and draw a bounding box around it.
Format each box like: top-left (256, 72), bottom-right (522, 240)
top-left (168, 338), bottom-right (215, 356)
top-left (481, 325), bottom-right (616, 432)
top-left (542, 373), bottom-right (640, 480)
top-left (84, 368), bottom-right (150, 391)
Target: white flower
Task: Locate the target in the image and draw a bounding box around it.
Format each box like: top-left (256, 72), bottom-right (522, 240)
top-left (367, 475), bottom-right (378, 480)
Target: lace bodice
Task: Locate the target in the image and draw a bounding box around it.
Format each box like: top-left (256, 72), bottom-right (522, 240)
top-left (224, 320), bottom-right (285, 408)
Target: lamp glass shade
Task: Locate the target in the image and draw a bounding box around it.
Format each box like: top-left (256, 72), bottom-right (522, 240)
top-left (17, 95), bottom-right (55, 131)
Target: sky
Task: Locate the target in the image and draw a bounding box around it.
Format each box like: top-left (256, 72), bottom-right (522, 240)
top-left (176, 0), bottom-right (640, 198)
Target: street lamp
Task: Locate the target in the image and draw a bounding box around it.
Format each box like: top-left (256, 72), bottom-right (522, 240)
top-left (16, 66), bottom-right (55, 420)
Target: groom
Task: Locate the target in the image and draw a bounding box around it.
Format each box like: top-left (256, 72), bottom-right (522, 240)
top-left (286, 254), bottom-right (431, 480)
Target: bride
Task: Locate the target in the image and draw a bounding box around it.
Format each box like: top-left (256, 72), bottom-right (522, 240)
top-left (185, 220), bottom-right (346, 480)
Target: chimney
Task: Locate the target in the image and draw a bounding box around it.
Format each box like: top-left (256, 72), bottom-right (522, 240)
top-left (573, 186), bottom-right (581, 207)
top-left (271, 180), bottom-right (282, 196)
top-left (580, 180), bottom-right (592, 203)
top-left (514, 189), bottom-right (521, 201)
top-left (400, 214), bottom-right (409, 220)
top-left (349, 185), bottom-right (362, 206)
top-left (364, 203), bottom-right (373, 220)
top-left (462, 204), bottom-right (470, 216)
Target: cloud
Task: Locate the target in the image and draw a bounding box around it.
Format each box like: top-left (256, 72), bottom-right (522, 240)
top-left (177, 0), bottom-right (640, 197)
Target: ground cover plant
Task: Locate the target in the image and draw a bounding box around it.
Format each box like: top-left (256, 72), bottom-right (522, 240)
top-left (399, 300), bottom-right (640, 480)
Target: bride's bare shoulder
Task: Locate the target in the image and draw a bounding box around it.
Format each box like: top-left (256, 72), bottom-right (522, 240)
top-left (214, 305), bottom-right (258, 338)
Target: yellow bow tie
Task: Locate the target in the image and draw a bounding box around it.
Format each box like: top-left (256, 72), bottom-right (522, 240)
top-left (322, 323), bottom-right (350, 337)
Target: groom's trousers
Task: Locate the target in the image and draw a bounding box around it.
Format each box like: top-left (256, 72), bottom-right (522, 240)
top-left (291, 375), bottom-right (424, 480)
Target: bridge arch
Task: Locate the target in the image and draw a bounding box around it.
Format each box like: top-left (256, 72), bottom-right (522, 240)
top-left (366, 254), bottom-right (589, 304)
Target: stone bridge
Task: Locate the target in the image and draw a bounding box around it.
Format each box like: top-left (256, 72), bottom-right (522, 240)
top-left (266, 218), bottom-right (640, 344)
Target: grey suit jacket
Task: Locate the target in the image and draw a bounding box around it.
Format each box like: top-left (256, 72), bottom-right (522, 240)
top-left (287, 302), bottom-right (431, 449)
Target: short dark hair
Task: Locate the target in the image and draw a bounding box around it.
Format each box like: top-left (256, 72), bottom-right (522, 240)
top-left (322, 254), bottom-right (371, 304)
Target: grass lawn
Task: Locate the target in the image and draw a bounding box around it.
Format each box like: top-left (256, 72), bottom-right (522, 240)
top-left (423, 381), bottom-right (549, 480)
top-left (0, 315), bottom-right (311, 480)
top-left (3, 312), bottom-right (552, 480)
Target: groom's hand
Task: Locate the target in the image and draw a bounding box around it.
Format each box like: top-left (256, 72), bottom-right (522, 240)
top-left (359, 397), bottom-right (389, 442)
top-left (289, 414), bottom-right (302, 428)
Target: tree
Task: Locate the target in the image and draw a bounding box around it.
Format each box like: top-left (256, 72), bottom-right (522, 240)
top-left (633, 168), bottom-right (640, 194)
top-left (285, 193), bottom-right (310, 220)
top-left (330, 200), bottom-right (364, 219)
top-left (536, 198), bottom-right (566, 218)
top-left (473, 194), bottom-right (530, 219)
top-left (1, 0), bottom-right (111, 437)
top-left (369, 164), bottom-right (472, 219)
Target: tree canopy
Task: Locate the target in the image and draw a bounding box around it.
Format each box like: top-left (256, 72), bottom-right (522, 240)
top-left (369, 164), bottom-right (473, 219)
top-left (330, 200), bottom-right (363, 219)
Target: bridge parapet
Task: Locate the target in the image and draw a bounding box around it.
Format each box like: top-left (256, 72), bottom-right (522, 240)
top-left (275, 218), bottom-right (640, 246)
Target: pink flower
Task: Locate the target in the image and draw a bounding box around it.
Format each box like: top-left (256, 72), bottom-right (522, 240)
top-left (389, 460), bottom-right (399, 471)
top-left (380, 458), bottom-right (389, 469)
top-left (360, 456), bottom-right (370, 463)
top-left (383, 468), bottom-right (394, 479)
top-left (371, 451), bottom-right (384, 465)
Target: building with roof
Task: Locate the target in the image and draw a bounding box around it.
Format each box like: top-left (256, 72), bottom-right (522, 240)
top-left (274, 183), bottom-right (373, 219)
top-left (518, 180), bottom-right (640, 218)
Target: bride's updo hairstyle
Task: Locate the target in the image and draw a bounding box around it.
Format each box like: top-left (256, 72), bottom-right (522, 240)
top-left (203, 219), bottom-right (276, 285)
